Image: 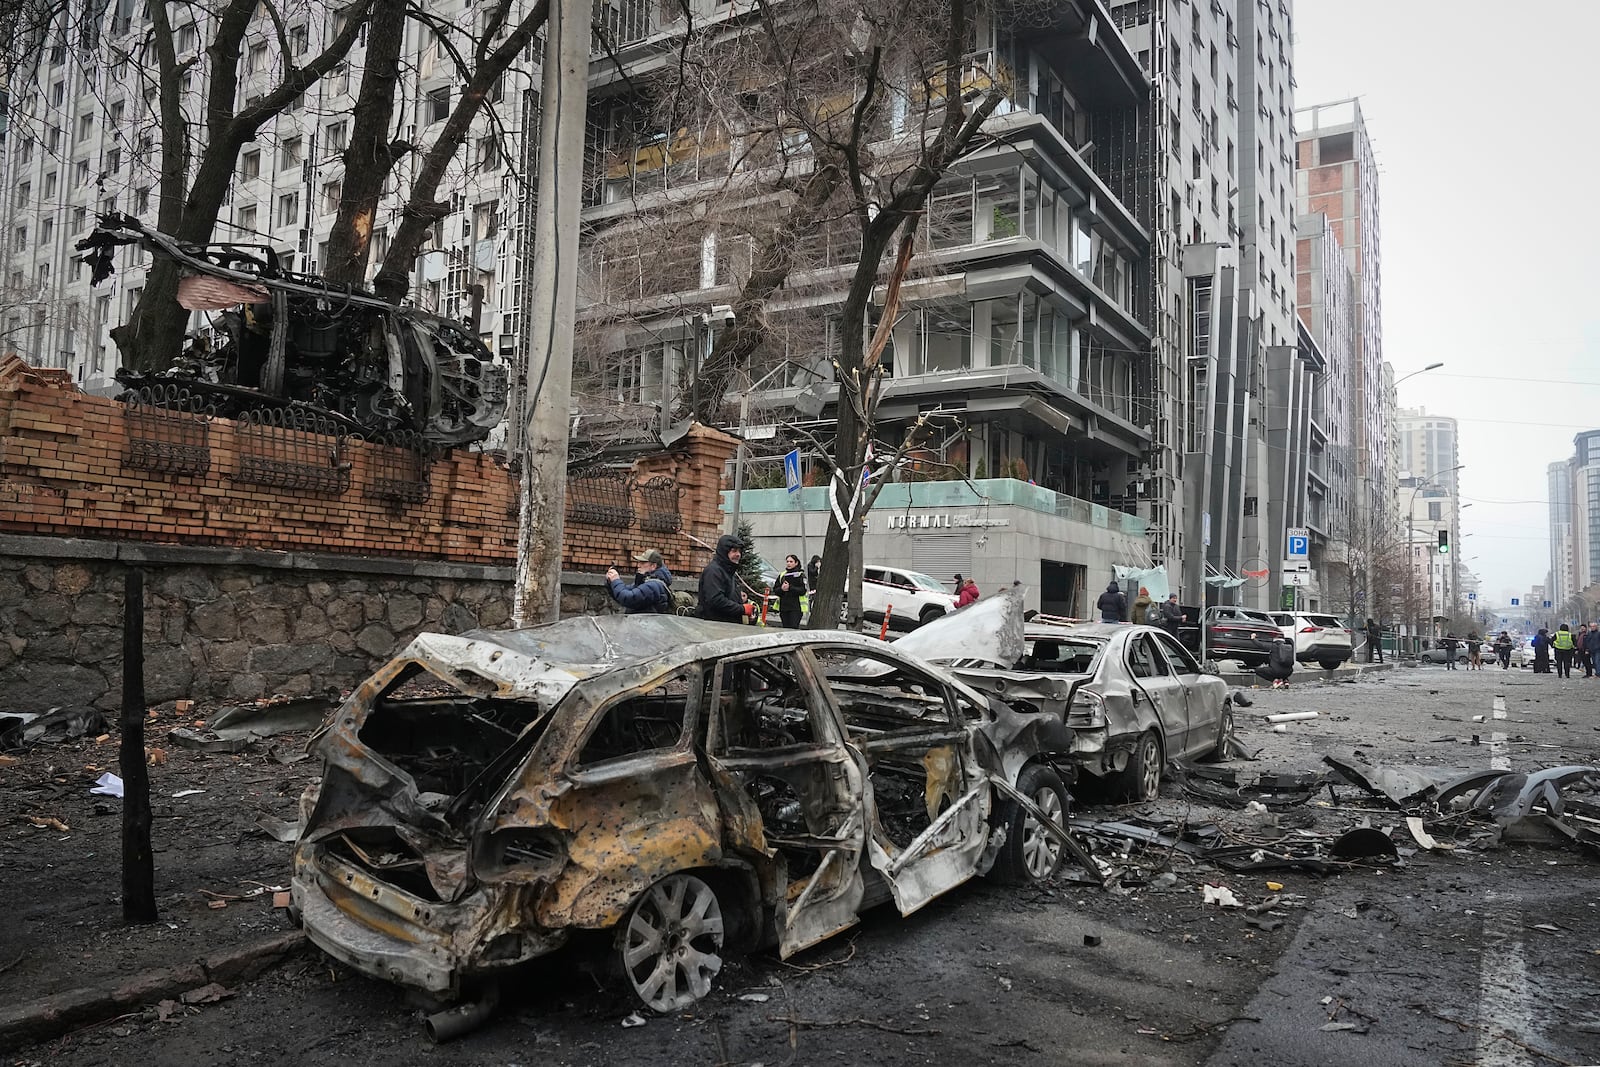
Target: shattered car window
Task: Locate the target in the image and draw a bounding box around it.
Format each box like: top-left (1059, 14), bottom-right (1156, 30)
top-left (811, 649), bottom-right (952, 731)
top-left (710, 653), bottom-right (827, 753)
top-left (1019, 637), bottom-right (1103, 674)
top-left (575, 671), bottom-right (695, 767)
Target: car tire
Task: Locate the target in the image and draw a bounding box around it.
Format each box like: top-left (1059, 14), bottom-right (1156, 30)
top-left (991, 764), bottom-right (1070, 885)
top-left (919, 606), bottom-right (946, 626)
top-left (617, 873), bottom-right (728, 1013)
top-left (1117, 730), bottom-right (1164, 802)
top-left (1318, 660), bottom-right (1343, 671)
top-left (1205, 700), bottom-right (1235, 762)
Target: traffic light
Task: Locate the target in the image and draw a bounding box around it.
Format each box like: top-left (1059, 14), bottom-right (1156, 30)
top-left (1438, 529), bottom-right (1450, 554)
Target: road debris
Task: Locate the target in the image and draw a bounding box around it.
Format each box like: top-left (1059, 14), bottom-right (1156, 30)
top-left (90, 771), bottom-right (125, 798)
top-left (1, 707), bottom-right (107, 749)
top-left (1202, 885), bottom-right (1242, 907)
top-left (254, 816), bottom-right (300, 843)
top-left (168, 695), bottom-right (335, 753)
top-left (26, 815), bottom-right (70, 832)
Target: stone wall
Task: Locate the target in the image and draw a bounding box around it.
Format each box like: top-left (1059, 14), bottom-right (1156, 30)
top-left (0, 536), bottom-right (613, 715)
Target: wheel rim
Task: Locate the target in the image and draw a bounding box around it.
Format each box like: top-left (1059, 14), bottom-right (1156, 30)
top-left (1218, 707), bottom-right (1234, 750)
top-left (1139, 735), bottom-right (1162, 799)
top-left (622, 875), bottom-right (725, 1012)
top-left (1020, 787), bottom-right (1064, 879)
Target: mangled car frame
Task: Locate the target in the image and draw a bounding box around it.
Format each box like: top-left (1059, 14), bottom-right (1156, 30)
top-left (292, 607), bottom-right (1078, 1013)
top-left (78, 214), bottom-right (507, 447)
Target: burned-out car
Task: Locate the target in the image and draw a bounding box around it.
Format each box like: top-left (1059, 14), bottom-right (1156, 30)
top-left (292, 606), bottom-right (1075, 1013)
top-left (949, 622), bottom-right (1233, 802)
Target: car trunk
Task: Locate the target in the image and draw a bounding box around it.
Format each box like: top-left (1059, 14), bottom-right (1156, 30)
top-left (305, 664), bottom-right (559, 903)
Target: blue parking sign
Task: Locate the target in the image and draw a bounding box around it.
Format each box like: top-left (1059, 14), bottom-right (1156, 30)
top-left (1511, 598), bottom-right (1520, 606)
top-left (784, 449), bottom-right (802, 494)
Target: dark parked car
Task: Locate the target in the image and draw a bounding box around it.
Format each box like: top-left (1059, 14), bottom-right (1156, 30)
top-left (292, 612), bottom-right (1073, 1016)
top-left (949, 622), bottom-right (1233, 801)
top-left (1170, 606), bottom-right (1283, 667)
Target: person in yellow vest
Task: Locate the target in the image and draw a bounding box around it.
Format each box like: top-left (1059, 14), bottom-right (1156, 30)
top-left (1552, 623), bottom-right (1577, 679)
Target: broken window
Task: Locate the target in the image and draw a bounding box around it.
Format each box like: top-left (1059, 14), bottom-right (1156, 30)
top-left (1127, 635), bottom-right (1167, 679)
top-left (1018, 636), bottom-right (1104, 675)
top-left (575, 672), bottom-right (693, 766)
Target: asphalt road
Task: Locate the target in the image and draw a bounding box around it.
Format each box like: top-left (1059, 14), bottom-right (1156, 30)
top-left (19, 663), bottom-right (1600, 1067)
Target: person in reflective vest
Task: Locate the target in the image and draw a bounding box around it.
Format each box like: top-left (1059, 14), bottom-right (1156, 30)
top-left (1552, 624), bottom-right (1577, 679)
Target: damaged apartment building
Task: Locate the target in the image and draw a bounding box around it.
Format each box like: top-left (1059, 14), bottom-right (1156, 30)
top-left (575, 0), bottom-right (1161, 613)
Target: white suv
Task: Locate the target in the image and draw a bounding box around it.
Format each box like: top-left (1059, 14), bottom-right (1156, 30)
top-left (862, 566), bottom-right (959, 629)
top-left (1268, 612), bottom-right (1354, 670)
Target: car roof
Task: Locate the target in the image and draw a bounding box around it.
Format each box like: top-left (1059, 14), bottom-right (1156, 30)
top-left (1025, 622), bottom-right (1144, 641)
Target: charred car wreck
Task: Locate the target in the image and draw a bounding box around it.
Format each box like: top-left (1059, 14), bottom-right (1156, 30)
top-left (291, 600), bottom-right (1085, 1018)
top-left (78, 214), bottom-right (507, 447)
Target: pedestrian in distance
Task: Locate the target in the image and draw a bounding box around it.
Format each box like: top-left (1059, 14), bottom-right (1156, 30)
top-left (1096, 580), bottom-right (1128, 623)
top-left (1465, 631), bottom-right (1483, 670)
top-left (1532, 628), bottom-right (1551, 673)
top-left (605, 549), bottom-right (674, 614)
top-left (697, 534), bottom-right (754, 624)
top-left (956, 577), bottom-right (980, 608)
top-left (806, 554), bottom-right (822, 592)
top-left (1132, 587), bottom-right (1152, 628)
top-left (1583, 623), bottom-right (1600, 678)
top-left (1365, 617), bottom-right (1384, 663)
top-left (1552, 623), bottom-right (1576, 679)
top-left (775, 553), bottom-right (807, 630)
top-left (1493, 631), bottom-right (1513, 670)
top-left (1441, 632), bottom-right (1460, 670)
top-left (1160, 593), bottom-right (1185, 637)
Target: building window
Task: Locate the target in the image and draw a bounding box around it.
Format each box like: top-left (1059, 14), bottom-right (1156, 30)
top-left (41, 218), bottom-right (53, 244)
top-left (325, 121), bottom-right (348, 154)
top-left (72, 206), bottom-right (87, 231)
top-left (241, 150), bottom-right (260, 179)
top-left (280, 137), bottom-right (302, 170)
top-left (426, 87), bottom-right (450, 123)
top-left (321, 179), bottom-right (342, 215)
top-left (278, 192), bottom-right (299, 227)
top-left (289, 24), bottom-right (308, 55)
top-left (239, 205), bottom-right (257, 233)
top-left (135, 186), bottom-right (151, 213)
top-left (248, 41), bottom-right (268, 72)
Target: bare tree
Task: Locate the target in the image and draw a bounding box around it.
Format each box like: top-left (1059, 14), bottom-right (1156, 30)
top-left (99, 0), bottom-right (376, 369)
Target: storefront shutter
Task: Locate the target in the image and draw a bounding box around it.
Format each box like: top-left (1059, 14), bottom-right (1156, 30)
top-left (910, 535), bottom-right (973, 584)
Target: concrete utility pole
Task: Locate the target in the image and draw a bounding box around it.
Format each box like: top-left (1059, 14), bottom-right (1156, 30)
top-left (512, 0), bottom-right (590, 628)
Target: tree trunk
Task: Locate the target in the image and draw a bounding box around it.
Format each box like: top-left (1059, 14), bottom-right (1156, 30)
top-left (120, 568), bottom-right (156, 924)
top-left (324, 0), bottom-right (408, 288)
top-left (371, 0), bottom-right (550, 305)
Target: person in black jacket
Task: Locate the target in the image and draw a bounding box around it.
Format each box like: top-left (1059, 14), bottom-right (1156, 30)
top-left (1253, 636), bottom-right (1297, 688)
top-left (697, 534), bottom-right (750, 623)
top-left (1095, 580), bottom-right (1127, 622)
top-left (1160, 594), bottom-right (1185, 636)
top-left (775, 554), bottom-right (808, 629)
top-left (806, 555), bottom-right (822, 592)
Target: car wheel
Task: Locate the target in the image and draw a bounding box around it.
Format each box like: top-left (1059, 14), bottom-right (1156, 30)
top-left (1118, 730), bottom-right (1164, 802)
top-left (1318, 659), bottom-right (1343, 671)
top-left (991, 764), bottom-right (1069, 884)
top-left (1206, 700), bottom-right (1235, 762)
top-left (618, 873), bottom-right (726, 1013)
top-left (919, 605), bottom-right (946, 625)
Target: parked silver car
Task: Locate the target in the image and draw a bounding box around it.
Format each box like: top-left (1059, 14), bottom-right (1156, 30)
top-left (946, 622), bottom-right (1233, 802)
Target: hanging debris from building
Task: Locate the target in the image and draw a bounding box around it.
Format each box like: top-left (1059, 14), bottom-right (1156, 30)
top-left (78, 214), bottom-right (508, 447)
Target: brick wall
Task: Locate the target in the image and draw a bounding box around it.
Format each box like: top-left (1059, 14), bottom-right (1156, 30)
top-left (0, 355), bottom-right (737, 574)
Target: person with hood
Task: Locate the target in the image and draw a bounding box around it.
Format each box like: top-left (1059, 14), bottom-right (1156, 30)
top-left (1096, 580), bottom-right (1127, 623)
top-left (1440, 632), bottom-right (1460, 670)
top-left (1552, 623), bottom-right (1576, 678)
top-left (1365, 618), bottom-right (1384, 663)
top-left (1531, 628), bottom-right (1552, 673)
top-left (775, 553), bottom-right (808, 629)
top-left (1252, 635), bottom-right (1297, 688)
top-left (1465, 631), bottom-right (1483, 670)
top-left (1493, 631), bottom-right (1514, 670)
top-left (698, 534), bottom-right (752, 624)
top-left (1583, 622), bottom-right (1600, 678)
top-left (956, 577), bottom-right (980, 608)
top-left (605, 549), bottom-right (675, 614)
top-left (1132, 587), bottom-right (1153, 626)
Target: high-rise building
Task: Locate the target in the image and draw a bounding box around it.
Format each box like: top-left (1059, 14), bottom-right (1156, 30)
top-left (1560, 431), bottom-right (1600, 603)
top-left (1294, 100), bottom-right (1390, 529)
top-left (0, 2), bottom-right (538, 392)
top-left (1109, 0), bottom-right (1305, 607)
top-left (1295, 211), bottom-right (1355, 605)
top-left (1396, 407), bottom-right (1461, 617)
top-left (1548, 459), bottom-right (1574, 609)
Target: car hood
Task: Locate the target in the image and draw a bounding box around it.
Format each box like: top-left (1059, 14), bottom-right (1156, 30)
top-left (897, 587), bottom-right (1025, 666)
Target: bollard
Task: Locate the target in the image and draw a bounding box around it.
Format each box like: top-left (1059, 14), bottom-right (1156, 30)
top-left (879, 605), bottom-right (893, 640)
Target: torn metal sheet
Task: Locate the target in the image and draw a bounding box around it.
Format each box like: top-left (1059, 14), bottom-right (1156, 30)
top-left (1, 707), bottom-right (106, 749)
top-left (896, 586), bottom-right (1025, 669)
top-left (168, 695), bottom-right (336, 752)
top-left (1322, 753), bottom-right (1452, 808)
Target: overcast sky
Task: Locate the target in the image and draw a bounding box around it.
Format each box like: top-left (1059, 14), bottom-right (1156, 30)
top-left (1292, 1), bottom-right (1600, 606)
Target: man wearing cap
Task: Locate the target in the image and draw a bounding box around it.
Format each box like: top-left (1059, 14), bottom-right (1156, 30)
top-left (605, 549), bottom-right (675, 614)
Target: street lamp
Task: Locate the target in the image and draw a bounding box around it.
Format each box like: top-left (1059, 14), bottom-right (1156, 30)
top-left (1393, 361), bottom-right (1445, 389)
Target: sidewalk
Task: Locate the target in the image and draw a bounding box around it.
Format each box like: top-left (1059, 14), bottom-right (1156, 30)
top-left (1217, 659), bottom-right (1395, 686)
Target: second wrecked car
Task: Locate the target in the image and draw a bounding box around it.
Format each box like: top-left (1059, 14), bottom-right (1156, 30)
top-left (292, 603), bottom-right (1076, 1013)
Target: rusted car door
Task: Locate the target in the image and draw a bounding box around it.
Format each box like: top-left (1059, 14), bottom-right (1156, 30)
top-left (704, 650), bottom-right (869, 958)
top-left (1126, 633), bottom-right (1193, 755)
top-left (805, 646), bottom-right (992, 916)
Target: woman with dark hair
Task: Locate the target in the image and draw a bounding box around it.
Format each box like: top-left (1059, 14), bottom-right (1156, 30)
top-left (775, 554), bottom-right (808, 629)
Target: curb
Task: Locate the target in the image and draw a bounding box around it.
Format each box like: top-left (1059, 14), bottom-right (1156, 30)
top-left (1218, 661), bottom-right (1395, 686)
top-left (0, 929), bottom-right (306, 1051)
